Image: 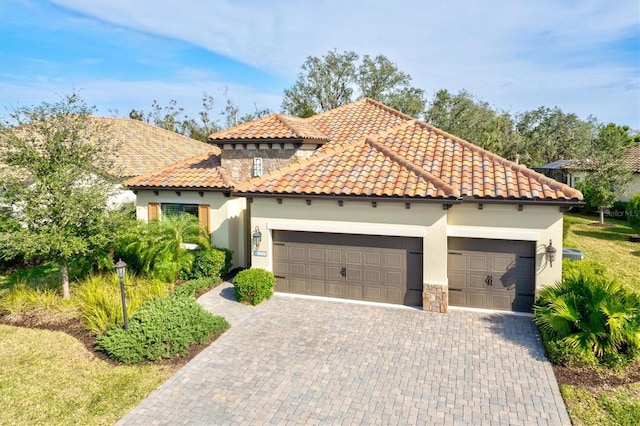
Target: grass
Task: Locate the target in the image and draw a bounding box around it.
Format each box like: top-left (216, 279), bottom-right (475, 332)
top-left (560, 212), bottom-right (640, 425)
top-left (563, 213), bottom-right (640, 292)
top-left (561, 383), bottom-right (640, 426)
top-left (0, 324), bottom-right (173, 426)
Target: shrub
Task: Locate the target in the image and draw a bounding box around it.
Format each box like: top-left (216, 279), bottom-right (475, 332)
top-left (534, 272), bottom-right (640, 367)
top-left (0, 281), bottom-right (77, 317)
top-left (214, 247), bottom-right (234, 277)
top-left (189, 248), bottom-right (226, 279)
top-left (233, 268), bottom-right (275, 305)
top-left (75, 273), bottom-right (168, 334)
top-left (95, 294), bottom-right (229, 363)
top-left (173, 277), bottom-right (221, 298)
top-left (627, 193), bottom-right (640, 234)
top-left (562, 258), bottom-right (607, 281)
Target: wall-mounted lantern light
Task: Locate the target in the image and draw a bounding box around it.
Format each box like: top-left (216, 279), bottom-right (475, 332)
top-left (546, 239), bottom-right (557, 267)
top-left (252, 226), bottom-right (262, 251)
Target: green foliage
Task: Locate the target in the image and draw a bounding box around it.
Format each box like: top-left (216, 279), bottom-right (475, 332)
top-left (534, 272), bottom-right (640, 367)
top-left (95, 294), bottom-right (229, 363)
top-left (121, 214), bottom-right (208, 282)
top-left (75, 273), bottom-right (168, 334)
top-left (0, 281), bottom-right (77, 316)
top-left (233, 268), bottom-right (275, 306)
top-left (173, 277), bottom-right (221, 298)
top-left (214, 247), bottom-right (233, 277)
top-left (0, 93), bottom-right (121, 298)
top-left (189, 248), bottom-right (226, 279)
top-left (562, 259), bottom-right (607, 280)
top-left (282, 50), bottom-right (425, 118)
top-left (627, 193), bottom-right (640, 234)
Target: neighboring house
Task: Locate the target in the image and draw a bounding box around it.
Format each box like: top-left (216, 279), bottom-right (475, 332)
top-left (90, 117), bottom-right (216, 206)
top-left (126, 98), bottom-right (582, 314)
top-left (534, 143), bottom-right (640, 202)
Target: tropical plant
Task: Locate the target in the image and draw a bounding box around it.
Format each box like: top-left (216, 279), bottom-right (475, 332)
top-left (534, 272), bottom-right (640, 367)
top-left (123, 214), bottom-right (208, 282)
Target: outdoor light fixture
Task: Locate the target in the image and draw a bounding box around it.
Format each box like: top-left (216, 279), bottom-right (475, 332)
top-left (546, 239), bottom-right (557, 267)
top-left (252, 226), bottom-right (262, 251)
top-left (114, 259), bottom-right (129, 330)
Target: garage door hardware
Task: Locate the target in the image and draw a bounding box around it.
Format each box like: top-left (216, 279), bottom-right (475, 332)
top-left (485, 275), bottom-right (493, 287)
top-left (339, 267), bottom-right (347, 277)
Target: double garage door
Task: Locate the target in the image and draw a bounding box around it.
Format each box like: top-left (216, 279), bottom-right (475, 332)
top-left (273, 231), bottom-right (423, 306)
top-left (448, 238), bottom-right (536, 312)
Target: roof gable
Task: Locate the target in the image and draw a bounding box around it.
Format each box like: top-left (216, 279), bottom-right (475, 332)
top-left (208, 114), bottom-right (329, 142)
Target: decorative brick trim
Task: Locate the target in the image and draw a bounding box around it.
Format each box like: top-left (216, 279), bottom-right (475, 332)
top-left (422, 284), bottom-right (448, 313)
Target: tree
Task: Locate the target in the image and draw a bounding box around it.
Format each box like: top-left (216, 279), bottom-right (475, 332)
top-left (220, 87), bottom-right (271, 129)
top-left (577, 123), bottom-right (634, 223)
top-left (129, 93), bottom-right (221, 142)
top-left (0, 93), bottom-right (120, 298)
top-left (282, 50), bottom-right (426, 118)
top-left (424, 89), bottom-right (521, 161)
top-left (515, 106), bottom-right (596, 167)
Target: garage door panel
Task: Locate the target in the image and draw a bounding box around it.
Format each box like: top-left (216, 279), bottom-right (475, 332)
top-left (272, 231), bottom-right (422, 307)
top-left (448, 237), bottom-right (535, 313)
top-left (469, 256), bottom-right (488, 271)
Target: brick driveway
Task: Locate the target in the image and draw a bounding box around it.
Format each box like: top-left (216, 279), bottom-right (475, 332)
top-left (118, 282), bottom-right (570, 425)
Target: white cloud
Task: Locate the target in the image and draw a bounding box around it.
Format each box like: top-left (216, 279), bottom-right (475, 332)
top-left (26, 0), bottom-right (640, 128)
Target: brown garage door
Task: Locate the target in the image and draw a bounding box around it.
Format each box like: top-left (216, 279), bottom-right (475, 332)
top-left (273, 231), bottom-right (423, 306)
top-left (447, 238), bottom-right (536, 312)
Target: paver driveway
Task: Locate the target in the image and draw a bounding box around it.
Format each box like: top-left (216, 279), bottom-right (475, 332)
top-left (118, 282), bottom-right (570, 425)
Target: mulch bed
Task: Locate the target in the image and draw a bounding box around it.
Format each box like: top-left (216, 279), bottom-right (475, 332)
top-left (553, 363), bottom-right (640, 391)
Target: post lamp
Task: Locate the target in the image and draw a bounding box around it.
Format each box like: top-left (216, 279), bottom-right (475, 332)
top-left (546, 239), bottom-right (557, 267)
top-left (114, 259), bottom-right (129, 330)
top-left (252, 226), bottom-right (262, 251)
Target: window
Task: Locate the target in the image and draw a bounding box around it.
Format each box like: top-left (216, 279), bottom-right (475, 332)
top-left (253, 157), bottom-right (263, 177)
top-left (161, 203), bottom-right (199, 217)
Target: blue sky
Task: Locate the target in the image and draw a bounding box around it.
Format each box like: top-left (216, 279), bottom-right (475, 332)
top-left (1, 0), bottom-right (639, 129)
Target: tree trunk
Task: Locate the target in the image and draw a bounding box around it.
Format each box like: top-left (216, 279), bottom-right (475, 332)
top-left (60, 260), bottom-right (70, 300)
top-left (599, 209), bottom-right (605, 224)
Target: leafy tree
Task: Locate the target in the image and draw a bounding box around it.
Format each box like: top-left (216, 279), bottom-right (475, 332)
top-left (220, 87), bottom-right (270, 128)
top-left (424, 89), bottom-right (521, 160)
top-left (577, 123), bottom-right (634, 223)
top-left (282, 50), bottom-right (426, 118)
top-left (515, 106), bottom-right (596, 167)
top-left (0, 93), bottom-right (120, 298)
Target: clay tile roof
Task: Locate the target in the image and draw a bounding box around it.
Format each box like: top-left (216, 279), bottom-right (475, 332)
top-left (208, 114), bottom-right (329, 142)
top-left (626, 143), bottom-right (640, 173)
top-left (124, 152), bottom-right (235, 190)
top-left (89, 117), bottom-right (217, 178)
top-left (236, 99), bottom-right (582, 202)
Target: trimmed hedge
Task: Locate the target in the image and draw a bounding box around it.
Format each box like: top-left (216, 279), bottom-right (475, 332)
top-left (95, 294), bottom-right (229, 363)
top-left (190, 249), bottom-right (226, 279)
top-left (233, 268), bottom-right (275, 306)
top-left (214, 247), bottom-right (233, 277)
top-left (173, 277), bottom-right (221, 298)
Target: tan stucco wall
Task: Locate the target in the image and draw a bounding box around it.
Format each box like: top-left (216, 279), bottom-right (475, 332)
top-left (250, 198), bottom-right (564, 300)
top-left (134, 190), bottom-right (247, 267)
top-left (250, 198), bottom-right (449, 288)
top-left (447, 203), bottom-right (564, 290)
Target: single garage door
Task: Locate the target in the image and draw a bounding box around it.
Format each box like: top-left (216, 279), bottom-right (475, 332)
top-left (273, 231), bottom-right (423, 306)
top-left (447, 238), bottom-right (536, 312)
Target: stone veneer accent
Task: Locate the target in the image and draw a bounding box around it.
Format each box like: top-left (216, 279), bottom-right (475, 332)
top-left (221, 148), bottom-right (314, 182)
top-left (422, 283), bottom-right (448, 313)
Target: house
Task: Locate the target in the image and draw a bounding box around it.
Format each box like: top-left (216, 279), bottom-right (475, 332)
top-left (125, 98), bottom-right (582, 313)
top-left (534, 143), bottom-right (640, 202)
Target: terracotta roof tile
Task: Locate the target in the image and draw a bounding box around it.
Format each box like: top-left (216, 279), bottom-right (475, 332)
top-left (124, 152), bottom-right (234, 190)
top-left (626, 143), bottom-right (640, 173)
top-left (208, 114), bottom-right (329, 142)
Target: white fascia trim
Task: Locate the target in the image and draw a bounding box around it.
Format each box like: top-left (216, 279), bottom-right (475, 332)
top-left (447, 225), bottom-right (540, 241)
top-left (266, 219), bottom-right (427, 238)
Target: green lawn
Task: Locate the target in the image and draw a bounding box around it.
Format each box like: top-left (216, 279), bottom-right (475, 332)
top-left (0, 324), bottom-right (173, 426)
top-left (563, 213), bottom-right (640, 292)
top-left (560, 212), bottom-right (640, 425)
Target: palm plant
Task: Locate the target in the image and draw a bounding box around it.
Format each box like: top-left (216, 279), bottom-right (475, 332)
top-left (125, 214), bottom-right (209, 282)
top-left (534, 271), bottom-right (640, 364)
